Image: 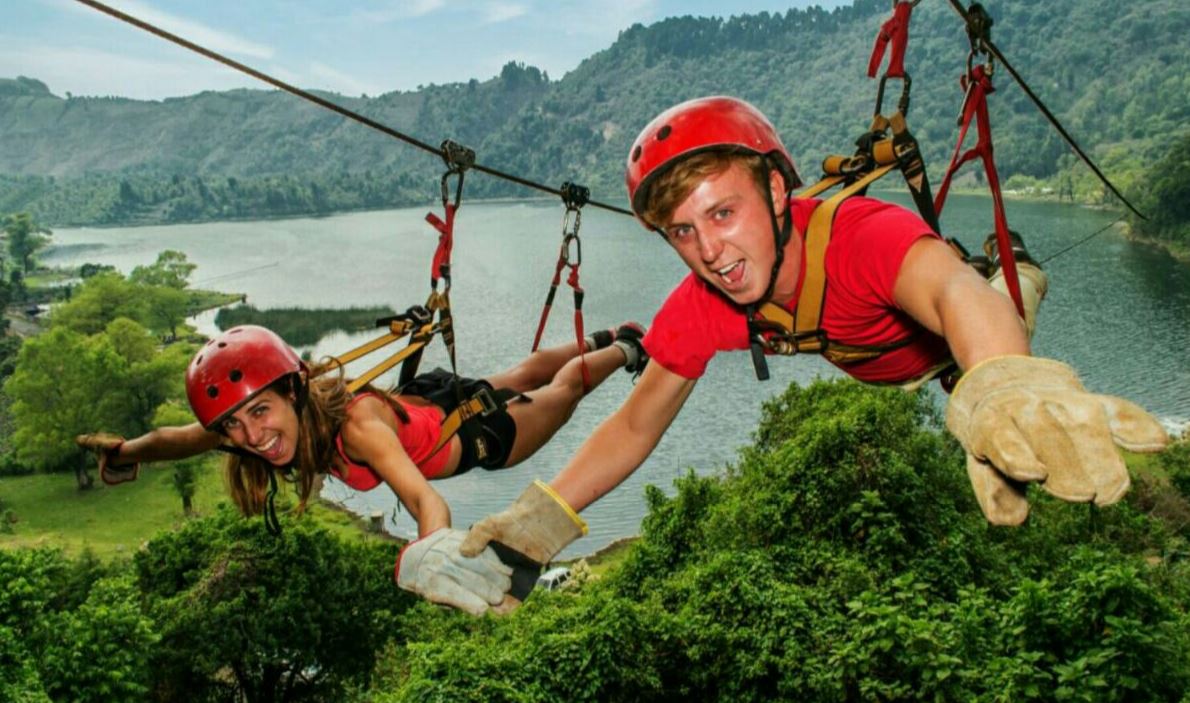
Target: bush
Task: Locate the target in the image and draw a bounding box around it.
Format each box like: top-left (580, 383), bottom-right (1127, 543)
top-left (369, 379), bottom-right (1190, 701)
top-left (135, 508), bottom-right (405, 702)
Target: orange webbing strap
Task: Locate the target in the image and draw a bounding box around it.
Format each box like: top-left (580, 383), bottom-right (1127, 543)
top-left (315, 308), bottom-right (438, 393)
top-left (336, 317), bottom-right (441, 395)
top-left (426, 387), bottom-right (524, 461)
top-left (754, 300), bottom-right (909, 364)
top-left (796, 174), bottom-right (846, 199)
top-left (794, 163), bottom-right (897, 341)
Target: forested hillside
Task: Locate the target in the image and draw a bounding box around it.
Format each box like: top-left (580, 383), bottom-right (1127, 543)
top-left (0, 0), bottom-right (1186, 228)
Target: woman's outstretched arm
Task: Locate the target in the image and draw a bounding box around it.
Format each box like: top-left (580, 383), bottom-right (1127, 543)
top-left (337, 398), bottom-right (451, 537)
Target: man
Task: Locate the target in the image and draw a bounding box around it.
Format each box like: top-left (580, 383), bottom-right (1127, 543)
top-left (459, 96), bottom-right (1169, 596)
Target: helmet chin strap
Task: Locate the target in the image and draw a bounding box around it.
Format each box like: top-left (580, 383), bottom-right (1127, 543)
top-left (745, 171), bottom-right (794, 381)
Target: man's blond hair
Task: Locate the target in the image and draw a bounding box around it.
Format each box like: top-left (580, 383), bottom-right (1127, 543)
top-left (640, 151), bottom-right (772, 230)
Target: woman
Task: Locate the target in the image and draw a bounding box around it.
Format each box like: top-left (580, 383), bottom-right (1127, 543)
top-left (76, 322), bottom-right (646, 614)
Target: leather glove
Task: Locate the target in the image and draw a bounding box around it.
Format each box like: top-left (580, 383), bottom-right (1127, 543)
top-left (394, 527), bottom-right (513, 616)
top-left (947, 356), bottom-right (1169, 525)
top-left (75, 433), bottom-right (140, 486)
top-left (460, 480), bottom-right (588, 564)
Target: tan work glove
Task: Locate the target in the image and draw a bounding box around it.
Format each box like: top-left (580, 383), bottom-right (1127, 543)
top-left (460, 480), bottom-right (587, 565)
top-left (946, 356), bottom-right (1169, 525)
top-left (75, 433), bottom-right (140, 486)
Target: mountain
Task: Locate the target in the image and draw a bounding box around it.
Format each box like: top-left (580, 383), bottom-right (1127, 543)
top-left (1, 0), bottom-right (1186, 226)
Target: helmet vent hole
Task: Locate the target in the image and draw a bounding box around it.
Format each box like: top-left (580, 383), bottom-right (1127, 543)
top-left (631, 145), bottom-right (642, 162)
top-left (194, 355), bottom-right (203, 366)
top-left (229, 370), bottom-right (243, 383)
top-left (657, 125), bottom-right (672, 141)
top-left (206, 385), bottom-right (219, 398)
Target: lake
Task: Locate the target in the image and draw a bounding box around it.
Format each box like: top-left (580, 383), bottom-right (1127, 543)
top-left (41, 194), bottom-right (1190, 556)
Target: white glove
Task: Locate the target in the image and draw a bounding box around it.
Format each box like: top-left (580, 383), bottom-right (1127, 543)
top-left (394, 527), bottom-right (513, 616)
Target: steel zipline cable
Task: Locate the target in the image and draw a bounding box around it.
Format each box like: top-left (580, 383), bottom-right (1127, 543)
top-left (73, 0), bottom-right (636, 218)
top-left (76, 0), bottom-right (1141, 252)
top-left (944, 0), bottom-right (1147, 221)
top-left (1037, 215), bottom-right (1127, 266)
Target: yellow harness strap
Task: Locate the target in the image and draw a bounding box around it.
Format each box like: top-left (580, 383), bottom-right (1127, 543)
top-left (755, 162), bottom-right (908, 365)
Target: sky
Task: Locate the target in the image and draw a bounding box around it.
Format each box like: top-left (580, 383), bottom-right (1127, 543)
top-left (2, 0), bottom-right (852, 100)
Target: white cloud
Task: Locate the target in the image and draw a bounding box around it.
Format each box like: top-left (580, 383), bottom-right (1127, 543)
top-left (481, 2), bottom-right (528, 24)
top-left (72, 0), bottom-right (275, 59)
top-left (0, 43), bottom-right (259, 99)
top-left (348, 0), bottom-right (447, 23)
top-left (308, 61), bottom-right (384, 97)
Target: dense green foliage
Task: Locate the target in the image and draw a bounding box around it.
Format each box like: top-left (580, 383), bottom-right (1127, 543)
top-left (0, 513), bottom-right (406, 703)
top-left (1128, 131), bottom-right (1190, 250)
top-left (1, 0), bottom-right (1185, 229)
top-left (1, 213), bottom-right (51, 274)
top-left (214, 304), bottom-right (397, 347)
top-left (0, 548), bottom-right (153, 703)
top-left (1, 379), bottom-right (1187, 700)
top-left (0, 252), bottom-right (208, 479)
top-left (370, 380), bottom-right (1190, 701)
top-left (4, 319), bottom-right (190, 477)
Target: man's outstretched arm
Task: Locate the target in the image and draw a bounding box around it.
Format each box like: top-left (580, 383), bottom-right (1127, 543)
top-left (460, 362), bottom-right (697, 564)
top-left (893, 236), bottom-right (1029, 370)
top-left (894, 236), bottom-right (1167, 525)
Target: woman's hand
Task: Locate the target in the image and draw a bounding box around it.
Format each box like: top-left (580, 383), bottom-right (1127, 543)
top-left (76, 433), bottom-right (140, 485)
top-left (395, 528), bottom-right (513, 615)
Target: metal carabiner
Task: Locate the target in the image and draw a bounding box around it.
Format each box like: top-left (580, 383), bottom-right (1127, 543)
top-left (561, 231), bottom-right (582, 269)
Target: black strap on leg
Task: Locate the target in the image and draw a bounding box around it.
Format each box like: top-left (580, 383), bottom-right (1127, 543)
top-left (264, 469), bottom-right (282, 537)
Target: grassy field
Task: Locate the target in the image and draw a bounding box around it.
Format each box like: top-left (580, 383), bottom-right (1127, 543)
top-left (0, 456), bottom-right (388, 558)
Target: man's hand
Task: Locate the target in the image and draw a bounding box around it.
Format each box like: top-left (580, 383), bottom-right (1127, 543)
top-left (394, 528), bottom-right (514, 616)
top-left (460, 480), bottom-right (588, 564)
top-left (75, 433), bottom-right (140, 486)
top-left (947, 356), bottom-right (1169, 525)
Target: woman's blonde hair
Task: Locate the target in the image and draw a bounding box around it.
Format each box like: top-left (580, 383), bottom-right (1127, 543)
top-left (640, 150), bottom-right (771, 231)
top-left (224, 361), bottom-right (410, 517)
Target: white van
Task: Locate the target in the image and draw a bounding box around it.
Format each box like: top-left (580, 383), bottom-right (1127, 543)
top-left (536, 566), bottom-right (571, 591)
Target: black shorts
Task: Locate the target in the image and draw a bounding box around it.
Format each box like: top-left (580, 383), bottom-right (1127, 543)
top-left (398, 368), bottom-right (518, 473)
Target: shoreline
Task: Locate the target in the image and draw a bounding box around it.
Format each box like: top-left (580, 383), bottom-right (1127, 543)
top-left (1119, 220), bottom-right (1190, 264)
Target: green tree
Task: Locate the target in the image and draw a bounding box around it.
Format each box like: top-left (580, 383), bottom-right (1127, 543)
top-left (5, 327), bottom-right (125, 485)
top-left (129, 249), bottom-right (196, 290)
top-left (135, 511), bottom-right (404, 702)
top-left (38, 576), bottom-right (158, 703)
top-left (50, 272), bottom-right (146, 335)
top-left (154, 401), bottom-right (204, 516)
top-left (0, 549), bottom-right (153, 703)
top-left (142, 283), bottom-right (189, 340)
top-left (5, 320), bottom-right (187, 484)
top-left (1, 213), bottom-right (51, 275)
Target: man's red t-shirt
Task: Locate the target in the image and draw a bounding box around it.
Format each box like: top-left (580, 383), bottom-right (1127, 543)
top-left (641, 195), bottom-right (952, 383)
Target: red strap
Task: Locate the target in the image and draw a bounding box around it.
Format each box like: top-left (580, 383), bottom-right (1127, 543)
top-left (933, 65), bottom-right (1025, 318)
top-left (867, 1), bottom-right (914, 79)
top-left (425, 203), bottom-right (457, 284)
top-left (532, 233), bottom-right (590, 392)
top-left (567, 266), bottom-right (590, 393)
top-left (531, 255), bottom-right (567, 352)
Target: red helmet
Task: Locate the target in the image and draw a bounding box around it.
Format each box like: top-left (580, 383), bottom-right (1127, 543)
top-left (625, 96), bottom-right (802, 224)
top-left (186, 325), bottom-right (304, 429)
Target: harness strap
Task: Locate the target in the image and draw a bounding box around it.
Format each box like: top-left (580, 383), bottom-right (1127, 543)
top-left (531, 185), bottom-right (591, 392)
top-left (933, 64), bottom-right (1026, 318)
top-left (789, 164), bottom-right (897, 356)
top-left (867, 0), bottom-right (918, 79)
top-left (427, 387), bottom-right (526, 462)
